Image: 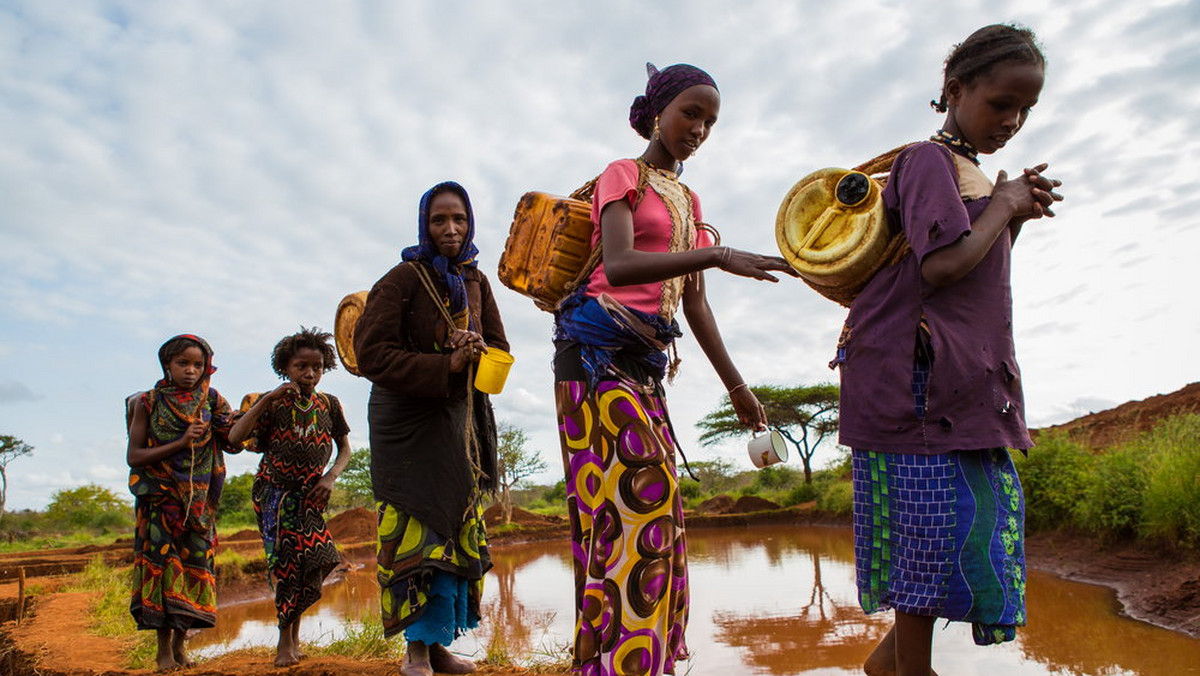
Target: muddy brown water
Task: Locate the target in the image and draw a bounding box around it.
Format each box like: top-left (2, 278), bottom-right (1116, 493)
top-left (194, 525), bottom-right (1200, 674)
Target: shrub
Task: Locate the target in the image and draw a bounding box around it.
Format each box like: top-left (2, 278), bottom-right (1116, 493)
top-left (678, 478), bottom-right (703, 500)
top-left (45, 484), bottom-right (132, 531)
top-left (784, 482), bottom-right (818, 506)
top-left (1137, 414), bottom-right (1200, 548)
top-left (817, 481), bottom-right (853, 514)
top-left (1013, 434), bottom-right (1091, 531)
top-left (1074, 446), bottom-right (1145, 540)
top-left (217, 472), bottom-right (256, 525)
top-left (542, 480), bottom-right (567, 504)
top-left (751, 465), bottom-right (801, 491)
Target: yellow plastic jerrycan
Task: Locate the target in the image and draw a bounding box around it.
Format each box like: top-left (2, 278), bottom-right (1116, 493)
top-left (775, 168), bottom-right (895, 306)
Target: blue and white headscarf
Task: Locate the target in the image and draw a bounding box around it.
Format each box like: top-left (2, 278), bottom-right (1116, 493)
top-left (401, 181), bottom-right (480, 327)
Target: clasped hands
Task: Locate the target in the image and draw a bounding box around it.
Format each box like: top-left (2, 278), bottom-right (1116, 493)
top-left (448, 329), bottom-right (488, 373)
top-left (996, 162), bottom-right (1064, 221)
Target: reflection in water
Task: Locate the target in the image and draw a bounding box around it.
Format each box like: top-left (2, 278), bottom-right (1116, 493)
top-left (194, 525), bottom-right (1200, 674)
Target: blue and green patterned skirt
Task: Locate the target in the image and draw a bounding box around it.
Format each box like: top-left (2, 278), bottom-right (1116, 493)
top-left (851, 447), bottom-right (1026, 645)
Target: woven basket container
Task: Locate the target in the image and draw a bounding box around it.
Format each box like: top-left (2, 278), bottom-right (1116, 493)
top-left (334, 290), bottom-right (369, 376)
top-left (498, 191), bottom-right (595, 312)
top-left (776, 168), bottom-right (895, 306)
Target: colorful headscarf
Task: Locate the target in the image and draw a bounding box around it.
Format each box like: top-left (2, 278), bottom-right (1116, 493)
top-left (156, 333), bottom-right (216, 387)
top-left (150, 334), bottom-right (218, 446)
top-left (400, 181), bottom-right (479, 327)
top-left (629, 62), bottom-right (719, 140)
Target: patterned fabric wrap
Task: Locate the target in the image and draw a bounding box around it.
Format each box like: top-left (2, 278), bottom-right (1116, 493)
top-left (128, 340), bottom-right (232, 631)
top-left (629, 63), bottom-right (718, 140)
top-left (556, 379), bottom-right (690, 676)
top-left (401, 181), bottom-right (479, 331)
top-left (249, 391), bottom-right (349, 626)
top-left (555, 293), bottom-right (682, 389)
top-left (852, 447), bottom-right (1027, 645)
top-left (375, 499), bottom-right (489, 641)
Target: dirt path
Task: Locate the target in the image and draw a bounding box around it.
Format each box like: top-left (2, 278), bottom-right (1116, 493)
top-left (5, 590), bottom-right (132, 675)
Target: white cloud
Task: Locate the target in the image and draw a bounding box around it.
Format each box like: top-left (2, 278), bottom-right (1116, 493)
top-left (1, 0), bottom-right (1197, 510)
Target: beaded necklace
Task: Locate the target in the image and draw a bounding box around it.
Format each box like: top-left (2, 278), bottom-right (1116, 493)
top-left (634, 156), bottom-right (696, 321)
top-left (930, 129), bottom-right (980, 165)
top-left (290, 391), bottom-right (319, 436)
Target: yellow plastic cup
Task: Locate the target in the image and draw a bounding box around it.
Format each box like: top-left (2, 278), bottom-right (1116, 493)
top-left (474, 348), bottom-right (515, 394)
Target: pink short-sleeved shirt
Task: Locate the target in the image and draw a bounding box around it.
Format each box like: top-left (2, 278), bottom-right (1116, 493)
top-left (584, 159), bottom-right (714, 316)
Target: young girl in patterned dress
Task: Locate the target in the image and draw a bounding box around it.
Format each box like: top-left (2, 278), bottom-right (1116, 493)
top-left (553, 63), bottom-right (795, 676)
top-left (229, 327), bottom-right (352, 667)
top-left (833, 25), bottom-right (1064, 675)
top-left (127, 334), bottom-right (234, 671)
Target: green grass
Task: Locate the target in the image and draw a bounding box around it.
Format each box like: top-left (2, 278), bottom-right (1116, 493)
top-left (0, 528), bottom-right (122, 554)
top-left (65, 556), bottom-right (155, 669)
top-left (309, 615), bottom-right (400, 660)
top-left (1016, 413), bottom-right (1200, 549)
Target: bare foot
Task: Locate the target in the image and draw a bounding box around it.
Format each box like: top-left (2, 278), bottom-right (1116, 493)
top-left (276, 627), bottom-right (300, 667)
top-left (156, 629), bottom-right (180, 671)
top-left (289, 620), bottom-right (306, 661)
top-left (429, 643), bottom-right (476, 674)
top-left (170, 629), bottom-right (195, 668)
top-left (864, 626), bottom-right (895, 676)
top-left (862, 627), bottom-right (938, 676)
top-left (155, 654), bottom-right (180, 672)
top-left (401, 641), bottom-right (433, 676)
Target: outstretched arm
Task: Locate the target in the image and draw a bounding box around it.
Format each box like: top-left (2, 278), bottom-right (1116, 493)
top-left (599, 201), bottom-right (795, 286)
top-left (682, 272), bottom-right (767, 431)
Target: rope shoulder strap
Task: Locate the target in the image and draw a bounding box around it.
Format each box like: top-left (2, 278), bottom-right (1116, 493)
top-left (409, 261), bottom-right (490, 497)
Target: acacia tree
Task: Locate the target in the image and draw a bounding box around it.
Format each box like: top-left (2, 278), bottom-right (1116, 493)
top-left (496, 423), bottom-right (548, 525)
top-left (696, 384), bottom-right (839, 484)
top-left (0, 435), bottom-right (33, 516)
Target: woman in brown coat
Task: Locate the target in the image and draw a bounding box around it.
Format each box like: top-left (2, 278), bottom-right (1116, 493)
top-left (354, 181), bottom-right (508, 676)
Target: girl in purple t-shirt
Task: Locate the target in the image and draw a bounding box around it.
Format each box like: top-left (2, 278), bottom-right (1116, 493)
top-left (838, 25), bottom-right (1064, 676)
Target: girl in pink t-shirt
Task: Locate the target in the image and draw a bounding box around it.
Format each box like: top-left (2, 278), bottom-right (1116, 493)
top-left (552, 63), bottom-right (795, 676)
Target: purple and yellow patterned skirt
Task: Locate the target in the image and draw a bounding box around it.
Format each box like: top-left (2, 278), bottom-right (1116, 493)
top-left (556, 379), bottom-right (689, 676)
top-left (852, 448), bottom-right (1026, 645)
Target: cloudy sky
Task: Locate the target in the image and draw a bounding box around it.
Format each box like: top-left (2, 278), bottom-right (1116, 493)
top-left (2, 0), bottom-right (1197, 511)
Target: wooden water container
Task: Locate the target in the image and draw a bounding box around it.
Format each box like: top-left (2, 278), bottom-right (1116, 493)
top-left (498, 191), bottom-right (595, 312)
top-left (776, 168), bottom-right (897, 306)
top-left (334, 290), bottom-right (368, 375)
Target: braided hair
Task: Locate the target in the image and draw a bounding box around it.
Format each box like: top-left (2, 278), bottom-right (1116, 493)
top-left (931, 24), bottom-right (1045, 113)
top-left (271, 326), bottom-right (337, 378)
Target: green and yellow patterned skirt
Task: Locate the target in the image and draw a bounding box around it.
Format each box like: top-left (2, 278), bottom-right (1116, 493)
top-left (376, 500), bottom-right (490, 642)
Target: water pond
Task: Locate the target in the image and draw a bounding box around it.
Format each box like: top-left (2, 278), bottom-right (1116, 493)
top-left (195, 525), bottom-right (1200, 674)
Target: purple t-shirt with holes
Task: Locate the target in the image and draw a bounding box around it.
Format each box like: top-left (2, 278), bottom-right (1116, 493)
top-left (836, 142), bottom-right (1033, 454)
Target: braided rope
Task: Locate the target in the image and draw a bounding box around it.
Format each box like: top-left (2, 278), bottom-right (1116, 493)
top-left (412, 263), bottom-right (489, 506)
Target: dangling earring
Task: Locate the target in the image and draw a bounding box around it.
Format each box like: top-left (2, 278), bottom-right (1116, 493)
top-left (652, 116), bottom-right (661, 140)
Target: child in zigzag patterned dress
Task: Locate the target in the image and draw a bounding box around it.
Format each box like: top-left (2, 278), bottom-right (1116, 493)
top-left (230, 326), bottom-right (352, 667)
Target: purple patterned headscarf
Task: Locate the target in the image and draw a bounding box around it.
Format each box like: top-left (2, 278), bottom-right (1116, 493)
top-left (629, 62), bottom-right (718, 140)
